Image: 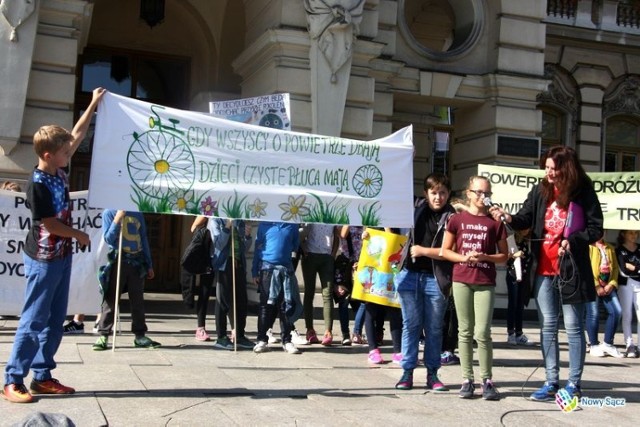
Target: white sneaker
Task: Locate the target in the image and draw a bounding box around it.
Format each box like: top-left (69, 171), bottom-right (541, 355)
top-left (601, 343), bottom-right (624, 358)
top-left (291, 329), bottom-right (309, 345)
top-left (589, 344), bottom-right (605, 357)
top-left (515, 334), bottom-right (534, 346)
top-left (283, 342), bottom-right (301, 354)
top-left (266, 328), bottom-right (280, 344)
top-left (507, 333), bottom-right (516, 345)
top-left (253, 341), bottom-right (270, 353)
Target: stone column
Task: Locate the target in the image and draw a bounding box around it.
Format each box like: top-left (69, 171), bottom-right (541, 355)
top-left (304, 0), bottom-right (365, 136)
top-left (0, 0), bottom-right (38, 157)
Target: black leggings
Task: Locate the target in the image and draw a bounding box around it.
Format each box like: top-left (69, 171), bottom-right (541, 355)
top-left (365, 303), bottom-right (402, 353)
top-left (215, 259), bottom-right (248, 338)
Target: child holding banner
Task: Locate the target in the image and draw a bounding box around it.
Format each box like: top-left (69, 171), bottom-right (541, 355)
top-left (93, 209), bottom-right (160, 351)
top-left (442, 176), bottom-right (508, 401)
top-left (2, 88), bottom-right (104, 404)
top-left (394, 173), bottom-right (456, 391)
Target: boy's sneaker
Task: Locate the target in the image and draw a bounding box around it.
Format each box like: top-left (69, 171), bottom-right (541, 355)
top-left (195, 327), bottom-right (210, 342)
top-left (515, 334), bottom-right (534, 346)
top-left (63, 320), bottom-right (85, 335)
top-left (342, 335), bottom-right (352, 346)
top-left (625, 345), bottom-right (639, 358)
top-left (235, 336), bottom-right (255, 349)
top-left (458, 380), bottom-right (475, 399)
top-left (134, 336), bottom-right (161, 349)
top-left (395, 369), bottom-right (413, 390)
top-left (213, 336), bottom-right (234, 350)
top-left (267, 328), bottom-right (280, 344)
top-left (563, 381), bottom-right (582, 399)
top-left (427, 372), bottom-right (449, 392)
top-left (291, 330), bottom-right (309, 345)
top-left (601, 343), bottom-right (623, 358)
top-left (253, 341), bottom-right (269, 353)
top-left (351, 333), bottom-right (365, 345)
top-left (30, 378), bottom-right (75, 395)
top-left (92, 335), bottom-right (108, 351)
top-left (589, 344), bottom-right (605, 357)
top-left (368, 348), bottom-right (384, 364)
top-left (481, 379), bottom-right (500, 400)
top-left (392, 353), bottom-right (402, 364)
top-left (283, 342), bottom-right (301, 354)
top-left (2, 383), bottom-right (33, 403)
top-left (507, 333), bottom-right (516, 345)
top-left (529, 381), bottom-right (559, 401)
top-left (440, 351), bottom-right (460, 365)
top-left (306, 329), bottom-right (320, 344)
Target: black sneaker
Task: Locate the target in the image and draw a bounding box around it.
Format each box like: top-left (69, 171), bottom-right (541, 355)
top-left (482, 379), bottom-right (500, 401)
top-left (134, 336), bottom-right (161, 348)
top-left (63, 320), bottom-right (85, 335)
top-left (459, 380), bottom-right (475, 399)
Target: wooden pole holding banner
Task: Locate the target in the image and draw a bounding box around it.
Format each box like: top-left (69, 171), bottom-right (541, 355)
top-left (111, 218), bottom-right (124, 352)
top-left (231, 221), bottom-right (237, 352)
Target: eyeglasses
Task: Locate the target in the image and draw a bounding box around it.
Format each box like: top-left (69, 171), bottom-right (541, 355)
top-left (468, 189), bottom-right (492, 198)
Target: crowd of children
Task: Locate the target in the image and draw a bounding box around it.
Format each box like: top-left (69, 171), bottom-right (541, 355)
top-left (1, 102), bottom-right (635, 407)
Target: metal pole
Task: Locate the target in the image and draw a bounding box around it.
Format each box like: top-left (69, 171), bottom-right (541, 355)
top-left (111, 217), bottom-right (124, 352)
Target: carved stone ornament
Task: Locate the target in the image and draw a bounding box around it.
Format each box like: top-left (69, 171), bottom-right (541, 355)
top-left (603, 75), bottom-right (640, 118)
top-left (1, 0), bottom-right (36, 42)
top-left (537, 63), bottom-right (580, 135)
top-left (304, 0), bottom-right (365, 83)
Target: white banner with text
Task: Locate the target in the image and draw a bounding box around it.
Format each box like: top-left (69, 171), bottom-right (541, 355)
top-left (89, 93), bottom-right (414, 227)
top-left (0, 190), bottom-right (105, 316)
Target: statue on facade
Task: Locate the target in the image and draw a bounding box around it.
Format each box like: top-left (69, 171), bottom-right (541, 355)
top-left (304, 0), bottom-right (365, 83)
top-left (1, 0), bottom-right (35, 42)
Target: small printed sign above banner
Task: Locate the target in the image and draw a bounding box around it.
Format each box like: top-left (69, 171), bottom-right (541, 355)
top-left (210, 93), bottom-right (291, 131)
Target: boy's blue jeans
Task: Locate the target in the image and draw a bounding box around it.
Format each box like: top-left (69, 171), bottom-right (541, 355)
top-left (397, 270), bottom-right (447, 372)
top-left (4, 255), bottom-right (72, 385)
top-left (586, 291), bottom-right (622, 346)
top-left (534, 275), bottom-right (586, 385)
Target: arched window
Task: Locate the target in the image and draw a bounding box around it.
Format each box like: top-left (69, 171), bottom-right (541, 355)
top-left (605, 116), bottom-right (640, 171)
top-left (540, 107), bottom-right (567, 157)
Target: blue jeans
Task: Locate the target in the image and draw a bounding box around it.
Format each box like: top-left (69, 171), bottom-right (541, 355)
top-left (4, 255), bottom-right (72, 385)
top-left (586, 291), bottom-right (622, 346)
top-left (338, 298), bottom-right (362, 335)
top-left (534, 275), bottom-right (586, 385)
top-left (397, 270), bottom-right (447, 372)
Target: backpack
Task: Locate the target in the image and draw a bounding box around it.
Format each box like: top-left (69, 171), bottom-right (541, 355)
top-left (181, 226), bottom-right (213, 275)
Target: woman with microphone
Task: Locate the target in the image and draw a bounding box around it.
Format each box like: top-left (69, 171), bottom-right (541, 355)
top-left (489, 146), bottom-right (603, 402)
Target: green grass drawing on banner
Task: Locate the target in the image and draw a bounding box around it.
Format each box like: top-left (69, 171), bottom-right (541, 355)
top-left (359, 201), bottom-right (381, 226)
top-left (303, 194), bottom-right (350, 224)
top-left (221, 191), bottom-right (249, 219)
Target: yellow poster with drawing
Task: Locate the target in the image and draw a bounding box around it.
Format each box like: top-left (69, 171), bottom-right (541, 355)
top-left (351, 228), bottom-right (408, 308)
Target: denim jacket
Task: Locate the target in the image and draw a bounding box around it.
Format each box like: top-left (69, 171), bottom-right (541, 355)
top-left (207, 218), bottom-right (252, 271)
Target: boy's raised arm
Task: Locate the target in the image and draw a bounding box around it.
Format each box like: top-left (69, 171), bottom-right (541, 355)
top-left (70, 87), bottom-right (106, 154)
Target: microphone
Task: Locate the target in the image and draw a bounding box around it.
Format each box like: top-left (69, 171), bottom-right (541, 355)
top-left (483, 197), bottom-right (507, 223)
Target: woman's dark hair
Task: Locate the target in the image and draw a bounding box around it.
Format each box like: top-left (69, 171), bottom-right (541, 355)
top-left (540, 146), bottom-right (590, 208)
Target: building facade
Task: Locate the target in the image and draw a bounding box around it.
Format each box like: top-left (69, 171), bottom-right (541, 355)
top-left (1, 0), bottom-right (638, 292)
